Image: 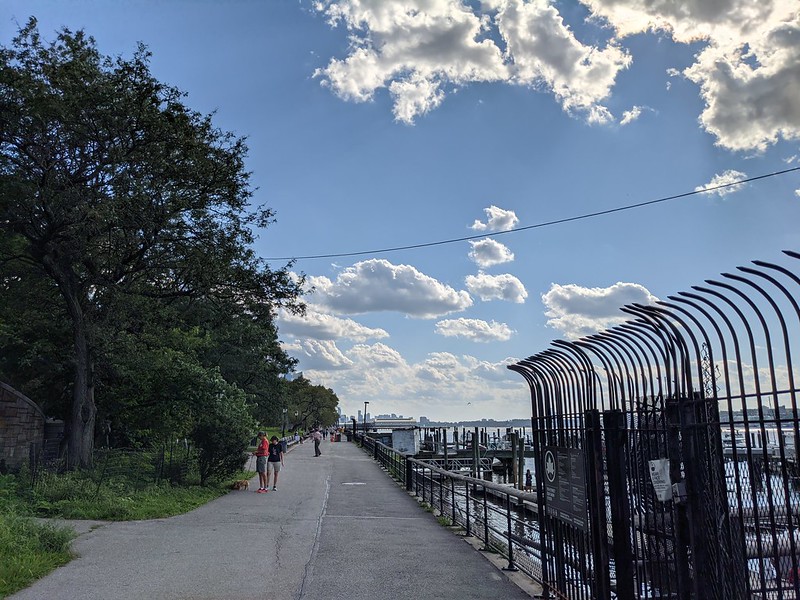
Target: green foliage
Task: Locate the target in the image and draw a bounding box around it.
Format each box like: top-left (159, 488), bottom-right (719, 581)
top-left (0, 18), bottom-right (305, 467)
top-left (284, 376), bottom-right (340, 431)
top-left (0, 509), bottom-right (74, 597)
top-left (189, 372), bottom-right (256, 485)
top-left (437, 515), bottom-right (453, 526)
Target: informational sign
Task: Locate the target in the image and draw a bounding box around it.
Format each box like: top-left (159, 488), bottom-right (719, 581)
top-left (648, 458), bottom-right (672, 502)
top-left (543, 447), bottom-right (588, 531)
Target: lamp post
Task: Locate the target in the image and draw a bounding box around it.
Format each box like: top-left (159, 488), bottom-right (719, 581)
top-left (363, 401), bottom-right (369, 434)
top-left (282, 408), bottom-right (287, 438)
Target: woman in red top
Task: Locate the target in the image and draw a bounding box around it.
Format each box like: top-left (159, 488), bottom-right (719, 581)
top-left (252, 432), bottom-right (269, 492)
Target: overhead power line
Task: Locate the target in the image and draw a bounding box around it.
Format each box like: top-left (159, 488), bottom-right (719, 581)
top-left (264, 166), bottom-right (800, 262)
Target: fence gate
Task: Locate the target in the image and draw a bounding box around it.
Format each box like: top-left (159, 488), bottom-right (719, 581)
top-left (510, 250), bottom-right (800, 599)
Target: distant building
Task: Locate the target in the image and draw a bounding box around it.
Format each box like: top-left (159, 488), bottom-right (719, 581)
top-left (375, 416), bottom-right (418, 429)
top-left (419, 416), bottom-right (430, 425)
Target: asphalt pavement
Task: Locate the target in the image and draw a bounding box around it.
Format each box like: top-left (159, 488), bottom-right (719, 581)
top-left (11, 438), bottom-right (535, 600)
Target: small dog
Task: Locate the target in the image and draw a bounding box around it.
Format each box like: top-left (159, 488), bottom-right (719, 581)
top-left (231, 479), bottom-right (250, 491)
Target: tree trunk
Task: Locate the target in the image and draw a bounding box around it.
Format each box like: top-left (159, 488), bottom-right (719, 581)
top-left (62, 284), bottom-right (96, 469)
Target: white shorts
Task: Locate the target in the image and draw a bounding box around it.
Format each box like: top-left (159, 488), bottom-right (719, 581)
top-left (267, 461), bottom-right (282, 473)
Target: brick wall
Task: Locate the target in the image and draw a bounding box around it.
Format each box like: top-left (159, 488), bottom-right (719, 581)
top-left (0, 382), bottom-right (45, 469)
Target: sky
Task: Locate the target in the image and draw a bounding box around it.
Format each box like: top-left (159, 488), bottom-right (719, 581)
top-left (4, 0), bottom-right (800, 422)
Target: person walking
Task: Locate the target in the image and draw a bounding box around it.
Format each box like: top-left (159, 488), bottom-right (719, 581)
top-left (252, 432), bottom-right (269, 493)
top-left (266, 436), bottom-right (285, 491)
top-left (312, 428), bottom-right (322, 456)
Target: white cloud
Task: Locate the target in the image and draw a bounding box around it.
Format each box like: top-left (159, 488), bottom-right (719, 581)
top-left (470, 205), bottom-right (520, 232)
top-left (465, 272), bottom-right (528, 303)
top-left (277, 305), bottom-right (389, 342)
top-left (308, 259), bottom-right (472, 318)
top-left (583, 0), bottom-right (800, 151)
top-left (435, 318), bottom-right (515, 342)
top-left (468, 238), bottom-right (515, 268)
top-left (694, 169), bottom-right (747, 197)
top-left (313, 0), bottom-right (800, 151)
top-left (542, 281), bottom-right (659, 339)
top-left (494, 0), bottom-right (631, 120)
top-left (313, 0), bottom-right (509, 124)
top-left (282, 339), bottom-right (354, 370)
top-left (287, 339), bottom-right (526, 419)
top-left (312, 0), bottom-right (629, 124)
top-left (620, 105), bottom-right (644, 125)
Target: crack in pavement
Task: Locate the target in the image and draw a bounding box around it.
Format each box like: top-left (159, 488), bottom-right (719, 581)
top-left (295, 473), bottom-right (331, 600)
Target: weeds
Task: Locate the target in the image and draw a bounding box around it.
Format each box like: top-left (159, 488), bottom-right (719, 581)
top-left (0, 509), bottom-right (74, 597)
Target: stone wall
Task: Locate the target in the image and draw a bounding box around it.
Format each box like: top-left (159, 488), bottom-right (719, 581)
top-left (0, 382), bottom-right (45, 469)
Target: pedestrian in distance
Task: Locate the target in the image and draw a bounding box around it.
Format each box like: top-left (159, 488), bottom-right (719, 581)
top-left (253, 431), bottom-right (269, 493)
top-left (312, 428), bottom-right (322, 456)
top-left (266, 436), bottom-right (284, 491)
top-left (525, 468), bottom-right (533, 492)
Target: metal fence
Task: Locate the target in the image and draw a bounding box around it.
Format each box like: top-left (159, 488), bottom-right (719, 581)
top-left (509, 250), bottom-right (800, 600)
top-left (27, 442), bottom-right (198, 493)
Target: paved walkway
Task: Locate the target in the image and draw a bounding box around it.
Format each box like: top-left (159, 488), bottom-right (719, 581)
top-left (11, 440), bottom-right (535, 600)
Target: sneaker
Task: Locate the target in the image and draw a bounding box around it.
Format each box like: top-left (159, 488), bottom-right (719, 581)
top-left (272, 487), bottom-right (277, 491)
top-left (257, 488), bottom-right (266, 493)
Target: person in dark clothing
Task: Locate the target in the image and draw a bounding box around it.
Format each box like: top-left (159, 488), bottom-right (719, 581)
top-left (266, 436), bottom-right (284, 491)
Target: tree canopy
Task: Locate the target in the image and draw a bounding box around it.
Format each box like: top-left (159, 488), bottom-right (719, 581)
top-left (0, 19), bottom-right (311, 469)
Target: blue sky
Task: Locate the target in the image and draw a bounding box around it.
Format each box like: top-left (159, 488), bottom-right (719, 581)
top-left (4, 0), bottom-right (800, 421)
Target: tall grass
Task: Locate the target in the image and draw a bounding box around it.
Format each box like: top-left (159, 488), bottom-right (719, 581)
top-left (0, 510), bottom-right (74, 598)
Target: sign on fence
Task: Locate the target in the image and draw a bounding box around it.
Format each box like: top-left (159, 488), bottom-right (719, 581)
top-left (543, 447), bottom-right (588, 530)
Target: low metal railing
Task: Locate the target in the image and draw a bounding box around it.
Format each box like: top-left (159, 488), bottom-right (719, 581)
top-left (354, 433), bottom-right (544, 585)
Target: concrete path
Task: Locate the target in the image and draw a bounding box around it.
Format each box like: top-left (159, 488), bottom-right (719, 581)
top-left (11, 440), bottom-right (534, 600)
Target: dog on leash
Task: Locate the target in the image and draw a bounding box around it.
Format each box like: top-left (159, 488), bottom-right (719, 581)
top-left (231, 479), bottom-right (250, 491)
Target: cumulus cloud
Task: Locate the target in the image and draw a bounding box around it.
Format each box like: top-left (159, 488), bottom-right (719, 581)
top-left (283, 338), bottom-right (526, 419)
top-left (582, 0), bottom-right (800, 151)
top-left (313, 0), bottom-right (800, 151)
top-left (277, 305), bottom-right (389, 342)
top-left (470, 205), bottom-right (520, 232)
top-left (468, 239), bottom-right (515, 268)
top-left (542, 281), bottom-right (659, 339)
top-left (492, 0), bottom-right (631, 121)
top-left (465, 272), bottom-right (528, 303)
top-left (435, 318), bottom-right (515, 342)
top-left (282, 339), bottom-right (354, 370)
top-left (308, 259), bottom-right (472, 318)
top-left (313, 0), bottom-right (629, 124)
top-left (694, 170), bottom-right (748, 197)
top-left (313, 0), bottom-right (509, 124)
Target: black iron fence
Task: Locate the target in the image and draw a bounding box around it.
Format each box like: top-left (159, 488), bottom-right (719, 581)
top-left (509, 250), bottom-right (800, 600)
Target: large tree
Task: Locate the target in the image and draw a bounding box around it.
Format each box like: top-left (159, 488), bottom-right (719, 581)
top-left (0, 20), bottom-right (303, 467)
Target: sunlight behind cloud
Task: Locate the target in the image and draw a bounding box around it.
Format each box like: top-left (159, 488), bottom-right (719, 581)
top-left (542, 281), bottom-right (659, 339)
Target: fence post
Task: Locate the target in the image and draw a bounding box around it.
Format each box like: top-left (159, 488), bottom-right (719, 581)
top-left (603, 409), bottom-right (635, 600)
top-left (406, 458), bottom-right (413, 492)
top-left (586, 409), bottom-right (612, 600)
top-left (504, 492), bottom-right (518, 571)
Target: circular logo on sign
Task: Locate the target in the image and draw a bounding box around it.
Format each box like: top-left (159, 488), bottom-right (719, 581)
top-left (545, 450), bottom-right (556, 483)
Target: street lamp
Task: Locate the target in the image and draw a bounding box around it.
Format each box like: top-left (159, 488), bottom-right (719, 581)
top-left (364, 401), bottom-right (369, 434)
top-left (282, 408), bottom-right (287, 438)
